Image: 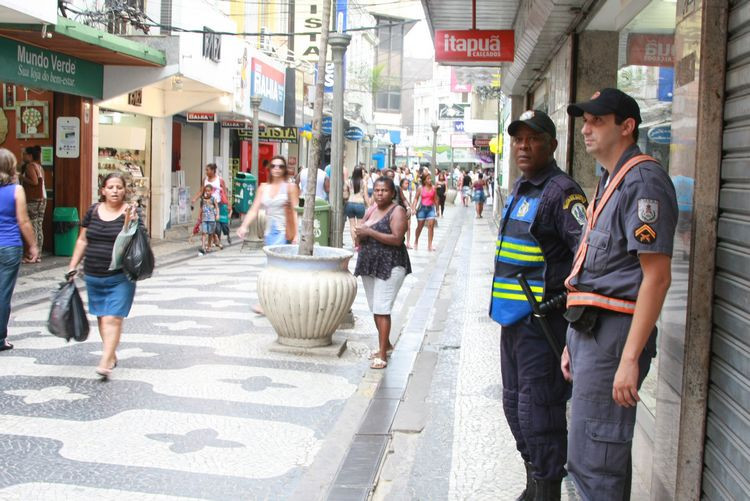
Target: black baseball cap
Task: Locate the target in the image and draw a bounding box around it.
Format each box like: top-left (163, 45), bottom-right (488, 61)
top-left (508, 110), bottom-right (556, 137)
top-left (567, 88), bottom-right (642, 124)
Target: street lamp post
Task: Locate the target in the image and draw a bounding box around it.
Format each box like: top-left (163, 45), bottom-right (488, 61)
top-left (247, 95), bottom-right (263, 241)
top-left (431, 122), bottom-right (440, 180)
top-left (328, 32), bottom-right (351, 248)
top-left (250, 96), bottom-right (262, 179)
top-left (366, 133), bottom-right (374, 173)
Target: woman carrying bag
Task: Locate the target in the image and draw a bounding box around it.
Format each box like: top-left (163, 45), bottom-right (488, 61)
top-left (67, 172), bottom-right (143, 378)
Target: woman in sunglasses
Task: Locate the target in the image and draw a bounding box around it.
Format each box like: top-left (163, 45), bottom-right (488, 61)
top-left (237, 155), bottom-right (299, 246)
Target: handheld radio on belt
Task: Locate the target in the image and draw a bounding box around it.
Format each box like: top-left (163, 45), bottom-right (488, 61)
top-left (516, 273), bottom-right (566, 360)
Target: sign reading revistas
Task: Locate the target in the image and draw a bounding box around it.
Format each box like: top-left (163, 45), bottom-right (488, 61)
top-left (435, 30), bottom-right (514, 64)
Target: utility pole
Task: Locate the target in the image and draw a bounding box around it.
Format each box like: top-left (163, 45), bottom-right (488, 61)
top-left (329, 32), bottom-right (351, 248)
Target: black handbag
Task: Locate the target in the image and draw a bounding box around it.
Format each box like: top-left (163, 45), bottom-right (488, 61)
top-left (48, 280), bottom-right (89, 342)
top-left (122, 226), bottom-right (155, 281)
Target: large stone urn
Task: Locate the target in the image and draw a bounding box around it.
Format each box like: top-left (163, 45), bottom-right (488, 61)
top-left (446, 188), bottom-right (458, 205)
top-left (257, 245), bottom-right (357, 347)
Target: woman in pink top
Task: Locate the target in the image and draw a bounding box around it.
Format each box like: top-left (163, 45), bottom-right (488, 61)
top-left (411, 174), bottom-right (437, 251)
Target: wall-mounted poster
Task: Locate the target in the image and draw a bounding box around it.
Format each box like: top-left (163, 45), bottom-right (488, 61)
top-left (2, 84), bottom-right (15, 109)
top-left (56, 116), bottom-right (80, 158)
top-left (16, 100), bottom-right (49, 139)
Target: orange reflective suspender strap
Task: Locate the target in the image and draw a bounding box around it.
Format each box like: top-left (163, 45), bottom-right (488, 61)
top-left (564, 154), bottom-right (656, 314)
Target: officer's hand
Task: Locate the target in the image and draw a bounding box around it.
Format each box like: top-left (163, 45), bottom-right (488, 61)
top-left (560, 346), bottom-right (572, 382)
top-left (612, 358), bottom-right (640, 407)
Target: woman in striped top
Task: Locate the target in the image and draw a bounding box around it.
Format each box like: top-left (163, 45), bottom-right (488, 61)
top-left (68, 172), bottom-right (143, 378)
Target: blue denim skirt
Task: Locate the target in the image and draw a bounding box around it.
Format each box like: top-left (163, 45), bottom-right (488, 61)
top-left (85, 272), bottom-right (136, 318)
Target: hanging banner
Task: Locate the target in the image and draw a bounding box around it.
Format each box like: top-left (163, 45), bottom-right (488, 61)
top-left (251, 58), bottom-right (286, 116)
top-left (435, 30), bottom-right (514, 65)
top-left (627, 34), bottom-right (675, 67)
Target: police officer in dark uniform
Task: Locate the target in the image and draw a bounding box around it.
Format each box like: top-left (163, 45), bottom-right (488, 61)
top-left (562, 89), bottom-right (678, 500)
top-left (490, 110), bottom-right (587, 501)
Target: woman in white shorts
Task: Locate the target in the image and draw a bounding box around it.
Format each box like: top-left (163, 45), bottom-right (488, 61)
top-left (354, 177), bottom-right (412, 369)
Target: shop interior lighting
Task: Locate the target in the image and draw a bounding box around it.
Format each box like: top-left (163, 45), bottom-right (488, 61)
top-left (172, 76), bottom-right (183, 91)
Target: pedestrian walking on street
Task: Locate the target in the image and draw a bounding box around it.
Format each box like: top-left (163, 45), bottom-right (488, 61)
top-left (344, 167), bottom-right (371, 245)
top-left (412, 174), bottom-right (437, 252)
top-left (399, 177), bottom-right (413, 249)
top-left (436, 170), bottom-right (448, 217)
top-left (0, 149), bottom-right (39, 352)
top-left (354, 177), bottom-right (411, 369)
top-left (490, 110), bottom-right (587, 500)
top-left (473, 172), bottom-right (487, 218)
top-left (20, 146), bottom-right (46, 262)
top-left (199, 184), bottom-right (219, 254)
top-left (562, 89), bottom-right (678, 501)
top-left (461, 170), bottom-right (472, 206)
top-left (238, 155), bottom-right (299, 246)
top-left (67, 172), bottom-right (143, 378)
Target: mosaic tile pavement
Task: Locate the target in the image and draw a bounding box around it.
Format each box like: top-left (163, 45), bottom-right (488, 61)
top-left (0, 213), bottom-right (454, 500)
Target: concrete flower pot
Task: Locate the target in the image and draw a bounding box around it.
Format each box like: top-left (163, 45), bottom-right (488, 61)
top-left (258, 245), bottom-right (357, 347)
top-left (446, 188), bottom-right (458, 205)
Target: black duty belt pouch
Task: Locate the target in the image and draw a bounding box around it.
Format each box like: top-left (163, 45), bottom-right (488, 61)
top-left (563, 285), bottom-right (599, 333)
top-left (564, 306), bottom-right (599, 333)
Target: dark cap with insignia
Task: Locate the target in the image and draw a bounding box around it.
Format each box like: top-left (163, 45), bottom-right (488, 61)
top-left (508, 110), bottom-right (556, 137)
top-left (567, 88), bottom-right (642, 125)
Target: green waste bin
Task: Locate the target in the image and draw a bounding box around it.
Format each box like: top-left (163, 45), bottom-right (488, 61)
top-left (233, 172), bottom-right (257, 214)
top-left (53, 207), bottom-right (79, 257)
top-left (295, 198), bottom-right (330, 246)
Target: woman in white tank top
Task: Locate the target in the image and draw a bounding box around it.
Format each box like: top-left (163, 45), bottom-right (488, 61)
top-left (237, 155), bottom-right (300, 245)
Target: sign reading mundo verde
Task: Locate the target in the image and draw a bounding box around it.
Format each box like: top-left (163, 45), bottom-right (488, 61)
top-left (0, 38), bottom-right (103, 99)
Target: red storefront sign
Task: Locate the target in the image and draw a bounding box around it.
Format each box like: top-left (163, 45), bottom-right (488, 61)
top-left (627, 34), bottom-right (675, 67)
top-left (435, 30), bottom-right (514, 64)
top-left (187, 112), bottom-right (216, 122)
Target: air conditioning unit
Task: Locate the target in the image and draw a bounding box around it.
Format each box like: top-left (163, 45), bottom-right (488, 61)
top-left (259, 27), bottom-right (272, 54)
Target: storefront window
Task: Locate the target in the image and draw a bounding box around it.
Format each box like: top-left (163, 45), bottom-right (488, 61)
top-left (98, 110), bottom-right (152, 228)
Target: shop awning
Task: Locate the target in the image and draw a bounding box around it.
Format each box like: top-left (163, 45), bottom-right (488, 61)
top-left (0, 16), bottom-right (165, 67)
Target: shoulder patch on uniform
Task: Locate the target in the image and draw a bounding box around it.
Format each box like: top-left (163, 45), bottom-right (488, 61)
top-left (570, 202), bottom-right (587, 226)
top-left (638, 198), bottom-right (659, 223)
top-left (635, 224), bottom-right (656, 244)
top-left (563, 193), bottom-right (587, 209)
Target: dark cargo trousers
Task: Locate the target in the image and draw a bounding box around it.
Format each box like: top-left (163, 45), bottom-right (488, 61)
top-left (566, 310), bottom-right (656, 501)
top-left (501, 312), bottom-right (571, 480)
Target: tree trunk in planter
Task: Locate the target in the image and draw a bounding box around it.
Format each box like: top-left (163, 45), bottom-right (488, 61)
top-left (298, 0), bottom-right (332, 257)
top-left (446, 188), bottom-right (458, 205)
top-left (258, 245), bottom-right (357, 347)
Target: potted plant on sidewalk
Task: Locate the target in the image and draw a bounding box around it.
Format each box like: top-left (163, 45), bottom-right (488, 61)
top-left (256, 0), bottom-right (356, 348)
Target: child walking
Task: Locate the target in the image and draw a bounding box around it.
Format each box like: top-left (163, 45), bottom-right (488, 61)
top-left (200, 185), bottom-right (218, 254)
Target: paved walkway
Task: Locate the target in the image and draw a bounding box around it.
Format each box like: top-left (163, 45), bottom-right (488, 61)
top-left (0, 209), bottom-right (459, 499)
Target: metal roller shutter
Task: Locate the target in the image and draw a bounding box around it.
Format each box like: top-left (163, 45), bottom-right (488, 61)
top-left (704, 0), bottom-right (750, 498)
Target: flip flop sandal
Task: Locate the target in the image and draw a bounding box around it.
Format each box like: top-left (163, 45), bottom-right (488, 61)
top-left (0, 342), bottom-right (14, 352)
top-left (370, 357), bottom-right (388, 370)
top-left (368, 349), bottom-right (393, 360)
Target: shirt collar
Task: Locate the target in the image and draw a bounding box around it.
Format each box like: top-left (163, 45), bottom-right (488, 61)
top-left (519, 160), bottom-right (558, 188)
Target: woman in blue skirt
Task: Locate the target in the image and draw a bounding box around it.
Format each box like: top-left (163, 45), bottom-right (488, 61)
top-left (68, 172), bottom-right (142, 378)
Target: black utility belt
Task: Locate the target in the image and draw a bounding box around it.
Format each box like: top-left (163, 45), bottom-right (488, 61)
top-left (564, 305), bottom-right (633, 333)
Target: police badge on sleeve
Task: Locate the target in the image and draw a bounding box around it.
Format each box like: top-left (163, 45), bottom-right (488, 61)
top-left (638, 199), bottom-right (659, 223)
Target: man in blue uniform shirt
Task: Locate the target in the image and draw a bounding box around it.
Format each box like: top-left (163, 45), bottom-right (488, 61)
top-left (490, 110), bottom-right (587, 501)
top-left (563, 88), bottom-right (678, 500)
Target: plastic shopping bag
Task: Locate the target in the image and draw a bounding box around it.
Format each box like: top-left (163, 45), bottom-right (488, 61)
top-left (47, 280), bottom-right (89, 342)
top-left (109, 219), bottom-right (138, 271)
top-left (122, 226), bottom-right (155, 281)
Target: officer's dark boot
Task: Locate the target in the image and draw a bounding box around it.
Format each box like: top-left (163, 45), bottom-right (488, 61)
top-left (532, 478), bottom-right (561, 501)
top-left (515, 461), bottom-right (536, 501)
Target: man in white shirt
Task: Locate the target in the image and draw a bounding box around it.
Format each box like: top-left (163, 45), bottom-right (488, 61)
top-left (297, 165), bottom-right (329, 205)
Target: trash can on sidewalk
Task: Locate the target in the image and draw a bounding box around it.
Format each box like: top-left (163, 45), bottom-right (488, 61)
top-left (53, 207), bottom-right (79, 256)
top-left (295, 198), bottom-right (330, 246)
top-left (233, 172), bottom-right (257, 214)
